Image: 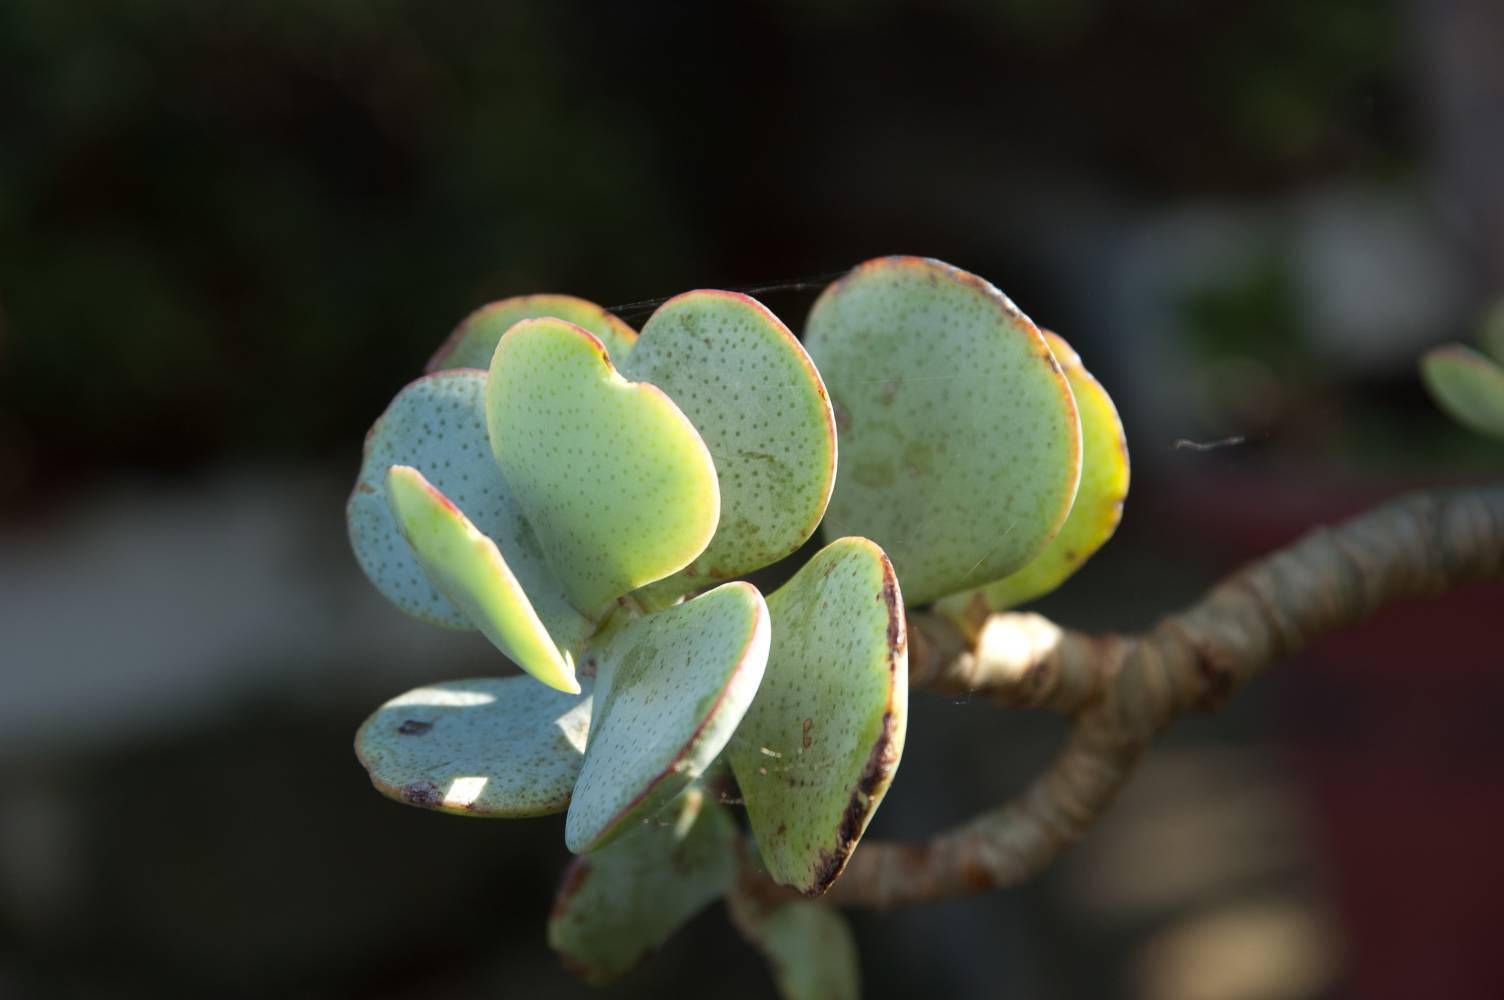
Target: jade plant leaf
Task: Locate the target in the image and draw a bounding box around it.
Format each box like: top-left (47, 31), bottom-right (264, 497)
top-left (346, 370), bottom-right (592, 652)
top-left (804, 256), bottom-right (1082, 605)
top-left (355, 677), bottom-right (591, 817)
top-left (936, 330), bottom-right (1130, 637)
top-left (728, 885), bottom-right (861, 1000)
top-left (386, 465), bottom-right (580, 692)
top-left (566, 582), bottom-right (769, 853)
top-left (549, 789), bottom-right (738, 985)
top-left (623, 291), bottom-right (836, 600)
top-left (427, 293), bottom-right (638, 372)
top-left (727, 537), bottom-right (907, 894)
top-left (486, 317), bottom-right (721, 617)
top-left (1421, 344), bottom-right (1504, 440)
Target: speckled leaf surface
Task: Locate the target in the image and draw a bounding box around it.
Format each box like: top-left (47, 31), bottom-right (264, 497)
top-left (623, 291), bottom-right (836, 599)
top-left (1421, 344), bottom-right (1504, 440)
top-left (486, 318), bottom-right (721, 617)
top-left (566, 582), bottom-right (769, 853)
top-left (937, 331), bottom-right (1130, 636)
top-left (386, 466), bottom-right (579, 693)
top-left (549, 790), bottom-right (737, 985)
top-left (728, 889), bottom-right (860, 1000)
top-left (355, 677), bottom-right (591, 817)
top-left (346, 370), bottom-right (592, 652)
top-left (427, 294), bottom-right (637, 372)
top-left (804, 256), bottom-right (1082, 605)
top-left (727, 538), bottom-right (907, 894)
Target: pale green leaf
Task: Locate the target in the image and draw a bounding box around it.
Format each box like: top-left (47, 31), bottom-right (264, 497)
top-left (549, 790), bottom-right (737, 984)
top-left (355, 677), bottom-right (591, 817)
top-left (729, 887), bottom-right (860, 1000)
top-left (623, 290), bottom-right (836, 601)
top-left (486, 318), bottom-right (721, 617)
top-left (346, 370), bottom-right (591, 651)
top-left (386, 465), bottom-right (578, 692)
top-left (937, 330), bottom-right (1130, 636)
top-left (566, 582), bottom-right (769, 853)
top-left (804, 256), bottom-right (1082, 604)
top-left (1421, 344), bottom-right (1504, 440)
top-left (427, 293), bottom-right (637, 372)
top-left (728, 537), bottom-right (907, 894)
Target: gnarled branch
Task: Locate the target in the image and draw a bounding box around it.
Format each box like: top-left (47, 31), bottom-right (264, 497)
top-left (825, 485), bottom-right (1504, 908)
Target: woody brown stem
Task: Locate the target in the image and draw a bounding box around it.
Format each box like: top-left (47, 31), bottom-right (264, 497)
top-left (825, 485), bottom-right (1504, 908)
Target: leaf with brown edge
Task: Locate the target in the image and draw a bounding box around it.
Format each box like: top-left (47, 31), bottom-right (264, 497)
top-left (427, 293), bottom-right (637, 372)
top-left (565, 582), bottom-right (769, 853)
top-left (355, 677), bottom-right (591, 817)
top-left (549, 789), bottom-right (737, 985)
top-left (727, 538), bottom-right (907, 895)
top-left (936, 329), bottom-right (1130, 638)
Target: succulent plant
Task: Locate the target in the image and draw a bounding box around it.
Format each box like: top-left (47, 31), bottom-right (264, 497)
top-left (348, 256), bottom-right (1128, 995)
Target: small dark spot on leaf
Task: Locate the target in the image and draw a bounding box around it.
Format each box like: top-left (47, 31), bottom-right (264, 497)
top-left (401, 781), bottom-right (442, 806)
top-left (397, 719), bottom-right (433, 735)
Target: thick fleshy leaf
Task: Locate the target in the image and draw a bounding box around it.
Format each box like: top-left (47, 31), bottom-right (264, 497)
top-left (623, 291), bottom-right (836, 600)
top-left (427, 294), bottom-right (637, 372)
top-left (804, 256), bottom-right (1082, 605)
top-left (486, 318), bottom-right (721, 617)
top-left (346, 370), bottom-right (592, 653)
top-left (566, 582), bottom-right (769, 853)
top-left (1421, 344), bottom-right (1504, 440)
top-left (354, 677), bottom-right (591, 817)
top-left (728, 886), bottom-right (860, 1000)
top-left (936, 330), bottom-right (1130, 637)
top-left (727, 538), bottom-right (907, 894)
top-left (549, 790), bottom-right (737, 985)
top-left (386, 466), bottom-right (579, 692)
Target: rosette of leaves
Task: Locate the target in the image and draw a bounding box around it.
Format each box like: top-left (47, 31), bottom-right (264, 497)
top-left (349, 258), bottom-right (1133, 996)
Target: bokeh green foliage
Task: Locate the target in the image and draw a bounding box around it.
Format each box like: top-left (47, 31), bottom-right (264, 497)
top-left (1421, 312), bottom-right (1504, 441)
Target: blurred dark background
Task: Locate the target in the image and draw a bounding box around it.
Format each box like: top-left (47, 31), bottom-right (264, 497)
top-left (3, 1), bottom-right (1502, 997)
